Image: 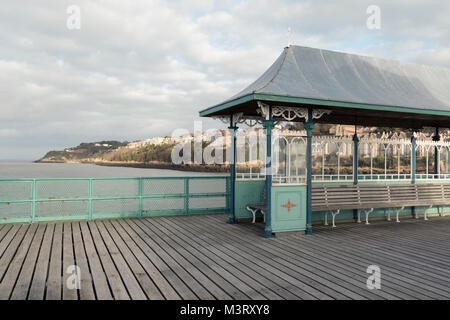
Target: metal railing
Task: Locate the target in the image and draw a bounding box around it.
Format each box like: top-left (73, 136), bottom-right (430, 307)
top-left (0, 176), bottom-right (230, 224)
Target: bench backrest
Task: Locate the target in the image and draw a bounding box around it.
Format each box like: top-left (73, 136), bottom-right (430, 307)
top-left (312, 183), bottom-right (450, 209)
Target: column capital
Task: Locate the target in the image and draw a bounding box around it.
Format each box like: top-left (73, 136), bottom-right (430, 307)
top-left (304, 120), bottom-right (315, 135)
top-left (432, 134), bottom-right (441, 142)
top-left (262, 119), bottom-right (275, 128)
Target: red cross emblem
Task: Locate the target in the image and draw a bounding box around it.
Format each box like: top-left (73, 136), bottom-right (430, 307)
top-left (281, 199), bottom-right (297, 212)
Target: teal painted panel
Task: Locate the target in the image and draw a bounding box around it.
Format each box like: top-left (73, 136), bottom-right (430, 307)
top-left (234, 180), bottom-right (265, 220)
top-left (271, 185), bottom-right (306, 233)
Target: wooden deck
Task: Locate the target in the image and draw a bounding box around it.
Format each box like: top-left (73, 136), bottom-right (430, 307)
top-left (0, 214), bottom-right (449, 300)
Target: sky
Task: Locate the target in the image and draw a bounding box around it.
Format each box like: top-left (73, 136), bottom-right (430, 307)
top-left (0, 0), bottom-right (449, 160)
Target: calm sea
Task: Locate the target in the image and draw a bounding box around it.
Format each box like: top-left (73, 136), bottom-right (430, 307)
top-left (0, 161), bottom-right (222, 179)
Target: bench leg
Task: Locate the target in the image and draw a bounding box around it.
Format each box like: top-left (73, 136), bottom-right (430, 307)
top-left (331, 209), bottom-right (340, 228)
top-left (424, 205), bottom-right (432, 221)
top-left (357, 210), bottom-right (361, 223)
top-left (395, 206), bottom-right (404, 223)
top-left (261, 210), bottom-right (266, 223)
top-left (386, 208), bottom-right (391, 221)
top-left (324, 212), bottom-right (328, 226)
top-left (364, 208), bottom-right (374, 225)
top-left (246, 206), bottom-right (258, 223)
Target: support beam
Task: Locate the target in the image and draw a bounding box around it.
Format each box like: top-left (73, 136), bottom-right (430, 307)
top-left (433, 127), bottom-right (440, 176)
top-left (262, 107), bottom-right (275, 238)
top-left (305, 108), bottom-right (315, 235)
top-left (227, 119), bottom-right (238, 224)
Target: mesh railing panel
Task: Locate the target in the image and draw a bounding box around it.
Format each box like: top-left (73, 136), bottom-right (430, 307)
top-left (36, 201), bottom-right (88, 219)
top-left (93, 179), bottom-right (138, 198)
top-left (189, 196), bottom-right (227, 210)
top-left (37, 179), bottom-right (89, 200)
top-left (0, 202), bottom-right (31, 221)
top-left (0, 181), bottom-right (32, 201)
top-left (143, 198), bottom-right (185, 214)
top-left (0, 176), bottom-right (229, 224)
top-left (189, 178), bottom-right (226, 194)
top-left (143, 178), bottom-right (184, 195)
top-left (93, 199), bottom-right (139, 216)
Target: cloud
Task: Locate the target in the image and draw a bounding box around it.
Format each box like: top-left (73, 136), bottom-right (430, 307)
top-left (0, 0), bottom-right (449, 159)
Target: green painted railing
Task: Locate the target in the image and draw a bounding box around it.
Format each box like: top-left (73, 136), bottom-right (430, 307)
top-left (0, 176), bottom-right (230, 224)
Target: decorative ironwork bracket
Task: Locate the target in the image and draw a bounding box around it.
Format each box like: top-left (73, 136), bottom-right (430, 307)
top-left (257, 101), bottom-right (331, 121)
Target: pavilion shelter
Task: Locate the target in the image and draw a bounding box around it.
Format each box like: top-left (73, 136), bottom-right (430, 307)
top-left (199, 45), bottom-right (450, 237)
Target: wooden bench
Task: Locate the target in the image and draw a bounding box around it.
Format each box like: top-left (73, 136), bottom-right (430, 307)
top-left (312, 183), bottom-right (449, 227)
top-left (246, 186), bottom-right (266, 223)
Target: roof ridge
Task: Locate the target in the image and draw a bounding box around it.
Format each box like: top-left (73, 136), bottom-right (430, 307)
top-left (253, 47), bottom-right (289, 93)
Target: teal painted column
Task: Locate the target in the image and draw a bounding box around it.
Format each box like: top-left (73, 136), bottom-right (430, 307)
top-left (262, 109), bottom-right (274, 238)
top-left (352, 132), bottom-right (359, 221)
top-left (411, 135), bottom-right (416, 217)
top-left (433, 127), bottom-right (440, 176)
top-left (227, 120), bottom-right (238, 224)
top-left (304, 109), bottom-right (315, 235)
top-left (411, 135), bottom-right (416, 183)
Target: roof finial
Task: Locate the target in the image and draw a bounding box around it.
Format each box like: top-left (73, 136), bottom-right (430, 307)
top-left (287, 27), bottom-right (292, 47)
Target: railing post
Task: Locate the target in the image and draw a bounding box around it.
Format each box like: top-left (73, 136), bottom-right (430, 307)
top-left (184, 177), bottom-right (189, 214)
top-left (138, 177), bottom-right (143, 217)
top-left (31, 179), bottom-right (37, 223)
top-left (87, 178), bottom-right (93, 221)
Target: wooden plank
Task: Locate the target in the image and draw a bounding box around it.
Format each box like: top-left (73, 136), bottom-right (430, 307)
top-left (0, 224), bottom-right (38, 300)
top-left (78, 221), bottom-right (113, 300)
top-left (117, 219), bottom-right (199, 300)
top-left (101, 220), bottom-right (163, 299)
top-left (71, 222), bottom-right (95, 300)
top-left (87, 221), bottom-right (130, 300)
top-left (0, 225), bottom-right (19, 260)
top-left (62, 222), bottom-right (78, 300)
top-left (46, 223), bottom-right (63, 300)
top-left (28, 223), bottom-right (55, 300)
top-left (159, 216), bottom-right (297, 300)
top-left (108, 220), bottom-right (180, 300)
top-left (198, 215), bottom-right (385, 299)
top-left (147, 217), bottom-right (266, 300)
top-left (95, 221), bottom-right (146, 300)
top-left (131, 219), bottom-right (223, 299)
top-left (10, 224), bottom-right (46, 300)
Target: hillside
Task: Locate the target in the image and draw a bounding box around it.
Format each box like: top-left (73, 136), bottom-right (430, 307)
top-left (36, 141), bottom-right (129, 162)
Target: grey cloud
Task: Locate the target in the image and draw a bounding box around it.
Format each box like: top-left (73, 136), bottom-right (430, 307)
top-left (0, 0), bottom-right (449, 160)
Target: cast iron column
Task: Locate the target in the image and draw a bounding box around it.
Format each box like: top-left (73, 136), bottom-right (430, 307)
top-left (304, 108), bottom-right (315, 235)
top-left (353, 131), bottom-right (359, 221)
top-left (433, 127), bottom-right (440, 177)
top-left (262, 110), bottom-right (275, 238)
top-left (227, 119), bottom-right (238, 224)
top-left (411, 134), bottom-right (416, 217)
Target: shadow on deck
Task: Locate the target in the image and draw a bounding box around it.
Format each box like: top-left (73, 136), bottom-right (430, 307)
top-left (0, 213), bottom-right (449, 300)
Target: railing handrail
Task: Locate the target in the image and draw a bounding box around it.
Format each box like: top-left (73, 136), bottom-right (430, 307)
top-left (0, 175), bottom-right (229, 182)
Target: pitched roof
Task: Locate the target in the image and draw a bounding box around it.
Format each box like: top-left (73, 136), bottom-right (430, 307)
top-left (200, 46), bottom-right (450, 128)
